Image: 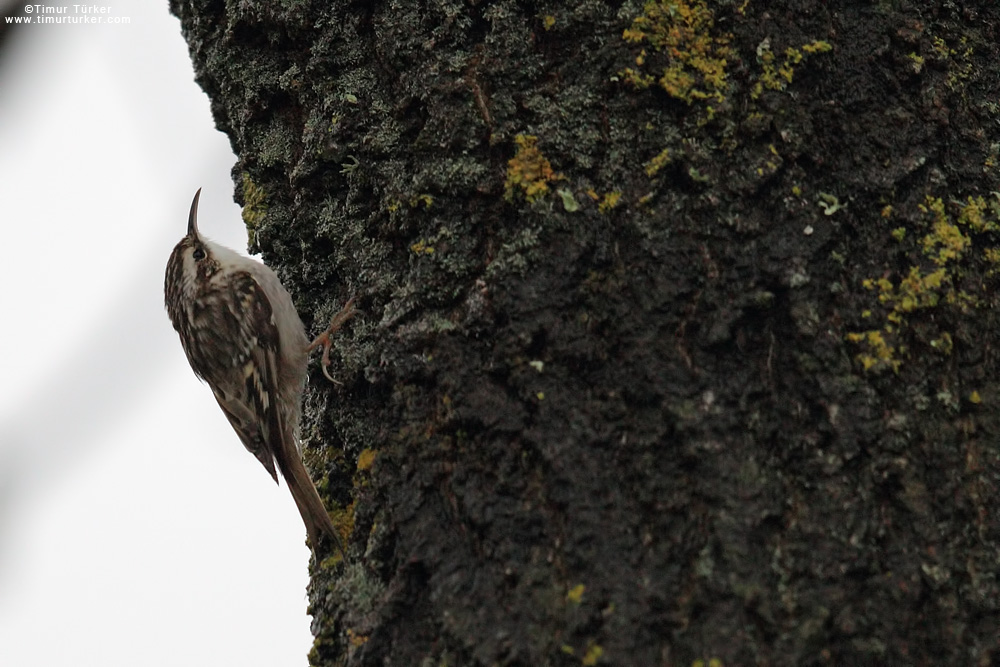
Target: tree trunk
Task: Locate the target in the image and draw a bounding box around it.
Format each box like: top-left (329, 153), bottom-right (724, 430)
top-left (170, 0), bottom-right (1000, 664)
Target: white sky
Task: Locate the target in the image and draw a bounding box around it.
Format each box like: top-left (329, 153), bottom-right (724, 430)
top-left (0, 4), bottom-right (318, 665)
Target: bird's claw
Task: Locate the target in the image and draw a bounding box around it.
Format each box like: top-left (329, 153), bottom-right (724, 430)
top-left (307, 297), bottom-right (356, 384)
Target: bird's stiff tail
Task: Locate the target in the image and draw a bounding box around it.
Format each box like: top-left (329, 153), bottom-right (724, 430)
top-left (280, 451), bottom-right (347, 559)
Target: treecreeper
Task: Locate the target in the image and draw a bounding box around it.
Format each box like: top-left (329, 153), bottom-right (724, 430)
top-left (164, 188), bottom-right (355, 557)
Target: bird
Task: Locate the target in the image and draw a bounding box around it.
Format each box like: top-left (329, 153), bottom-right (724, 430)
top-left (164, 188), bottom-right (355, 557)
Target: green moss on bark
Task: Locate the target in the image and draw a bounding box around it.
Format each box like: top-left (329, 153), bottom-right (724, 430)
top-left (171, 0), bottom-right (1000, 664)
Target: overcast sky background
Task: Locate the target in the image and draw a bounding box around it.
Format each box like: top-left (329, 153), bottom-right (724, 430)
top-left (0, 4), bottom-right (319, 665)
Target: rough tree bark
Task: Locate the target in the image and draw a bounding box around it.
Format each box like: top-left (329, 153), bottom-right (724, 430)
top-left (170, 1), bottom-right (1000, 664)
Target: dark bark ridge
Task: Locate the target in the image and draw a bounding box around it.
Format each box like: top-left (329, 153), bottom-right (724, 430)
top-left (171, 0), bottom-right (1000, 664)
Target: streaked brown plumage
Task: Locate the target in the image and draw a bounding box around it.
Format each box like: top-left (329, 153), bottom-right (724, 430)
top-left (164, 188), bottom-right (352, 557)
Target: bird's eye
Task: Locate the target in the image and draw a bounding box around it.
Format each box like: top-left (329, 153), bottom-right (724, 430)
top-left (192, 247), bottom-right (206, 261)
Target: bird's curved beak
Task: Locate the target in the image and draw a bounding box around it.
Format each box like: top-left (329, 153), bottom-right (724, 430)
top-left (187, 188), bottom-right (202, 237)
